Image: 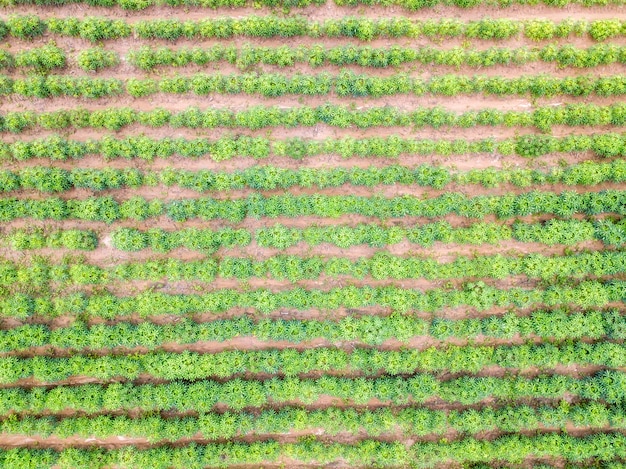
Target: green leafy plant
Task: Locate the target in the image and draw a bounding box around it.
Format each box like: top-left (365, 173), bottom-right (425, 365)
top-left (76, 47), bottom-right (119, 72)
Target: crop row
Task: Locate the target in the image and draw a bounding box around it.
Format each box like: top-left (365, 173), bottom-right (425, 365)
top-left (3, 280), bottom-right (623, 318)
top-left (2, 371), bottom-right (625, 415)
top-left (8, 217), bottom-right (625, 254)
top-left (6, 103), bottom-right (626, 133)
top-left (0, 43), bottom-right (66, 72)
top-left (2, 160), bottom-right (626, 195)
top-left (0, 401), bottom-right (619, 443)
top-left (0, 43), bottom-right (119, 73)
top-left (4, 228), bottom-right (98, 251)
top-left (2, 433), bottom-right (625, 468)
top-left (6, 43), bottom-right (626, 72)
top-left (4, 341), bottom-right (626, 384)
top-left (3, 0), bottom-right (626, 9)
top-left (126, 43), bottom-right (626, 71)
top-left (3, 72), bottom-right (626, 99)
top-left (257, 218), bottom-right (626, 248)
top-left (0, 308), bottom-right (622, 352)
top-left (0, 190), bottom-right (624, 224)
top-left (5, 250), bottom-right (626, 287)
top-left (5, 133), bottom-right (626, 162)
top-left (6, 226), bottom-right (249, 252)
top-left (2, 15), bottom-right (624, 42)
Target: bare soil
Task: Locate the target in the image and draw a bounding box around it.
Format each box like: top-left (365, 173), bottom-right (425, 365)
top-left (0, 424), bottom-right (617, 450)
top-left (2, 2), bottom-right (625, 22)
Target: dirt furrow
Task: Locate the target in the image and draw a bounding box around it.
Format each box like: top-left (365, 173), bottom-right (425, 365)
top-left (0, 331), bottom-right (617, 360)
top-left (2, 3), bottom-right (625, 22)
top-left (0, 362), bottom-right (608, 391)
top-left (4, 300), bottom-right (626, 336)
top-left (0, 424), bottom-right (620, 451)
top-left (3, 58), bottom-right (625, 84)
top-left (6, 272), bottom-right (548, 297)
top-left (0, 208), bottom-right (612, 237)
top-left (4, 93), bottom-right (620, 114)
top-left (0, 177), bottom-right (624, 206)
top-left (2, 121), bottom-right (623, 144)
top-left (0, 149), bottom-right (602, 175)
top-left (1, 28), bottom-right (618, 54)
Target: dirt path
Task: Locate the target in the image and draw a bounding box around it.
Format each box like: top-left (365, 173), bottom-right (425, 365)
top-left (5, 93), bottom-right (621, 114)
top-left (2, 2), bottom-right (625, 22)
top-left (3, 120), bottom-right (624, 143)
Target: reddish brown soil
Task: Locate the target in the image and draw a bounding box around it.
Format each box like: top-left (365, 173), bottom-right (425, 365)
top-left (3, 2), bottom-right (625, 22)
top-left (0, 360), bottom-right (610, 390)
top-left (2, 122), bottom-right (623, 145)
top-left (0, 424), bottom-right (617, 449)
top-left (4, 93), bottom-right (623, 116)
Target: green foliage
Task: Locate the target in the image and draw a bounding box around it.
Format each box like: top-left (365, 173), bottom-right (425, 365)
top-left (4, 102), bottom-right (626, 133)
top-left (0, 15), bottom-right (619, 42)
top-left (14, 217), bottom-right (601, 256)
top-left (0, 50), bottom-right (14, 70)
top-left (0, 401), bottom-right (620, 443)
top-left (15, 44), bottom-right (66, 72)
top-left (0, 191), bottom-right (624, 226)
top-left (0, 308), bottom-right (621, 352)
top-left (1, 339), bottom-right (626, 383)
top-left (76, 48), bottom-right (119, 72)
top-left (589, 19), bottom-right (623, 41)
top-left (1, 371), bottom-right (625, 415)
top-left (0, 160), bottom-right (622, 195)
top-left (8, 75), bottom-right (123, 99)
top-left (110, 227), bottom-right (250, 253)
top-left (47, 17), bottom-right (132, 42)
top-left (6, 229), bottom-right (97, 250)
top-left (125, 43), bottom-right (626, 71)
top-left (1, 132), bottom-right (625, 162)
top-left (6, 15), bottom-right (45, 40)
top-left (0, 279), bottom-right (620, 318)
top-left (592, 133), bottom-right (626, 157)
top-left (110, 228), bottom-right (147, 251)
top-left (2, 72), bottom-right (626, 99)
top-left (4, 249), bottom-right (624, 287)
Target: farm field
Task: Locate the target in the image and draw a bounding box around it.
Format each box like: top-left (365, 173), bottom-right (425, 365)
top-left (0, 0), bottom-right (626, 466)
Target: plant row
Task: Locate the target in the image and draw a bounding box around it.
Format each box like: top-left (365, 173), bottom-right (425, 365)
top-left (0, 190), bottom-right (624, 224)
top-left (0, 43), bottom-right (119, 73)
top-left (0, 43), bottom-right (66, 72)
top-left (2, 371), bottom-right (625, 416)
top-left (5, 133), bottom-right (626, 162)
top-left (3, 280), bottom-right (623, 318)
top-left (4, 341), bottom-right (626, 384)
top-left (125, 43), bottom-right (626, 71)
top-left (3, 72), bottom-right (626, 99)
top-left (2, 160), bottom-right (626, 196)
top-left (2, 433), bottom-right (625, 469)
top-left (0, 401), bottom-right (618, 443)
top-left (6, 103), bottom-right (626, 133)
top-left (4, 228), bottom-right (98, 251)
top-left (3, 15), bottom-right (625, 42)
top-left (227, 218), bottom-right (626, 248)
top-left (0, 308), bottom-right (623, 353)
top-left (8, 43), bottom-right (626, 72)
top-left (5, 250), bottom-right (626, 288)
top-left (7, 217), bottom-right (625, 254)
top-left (6, 227), bottom-right (252, 253)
